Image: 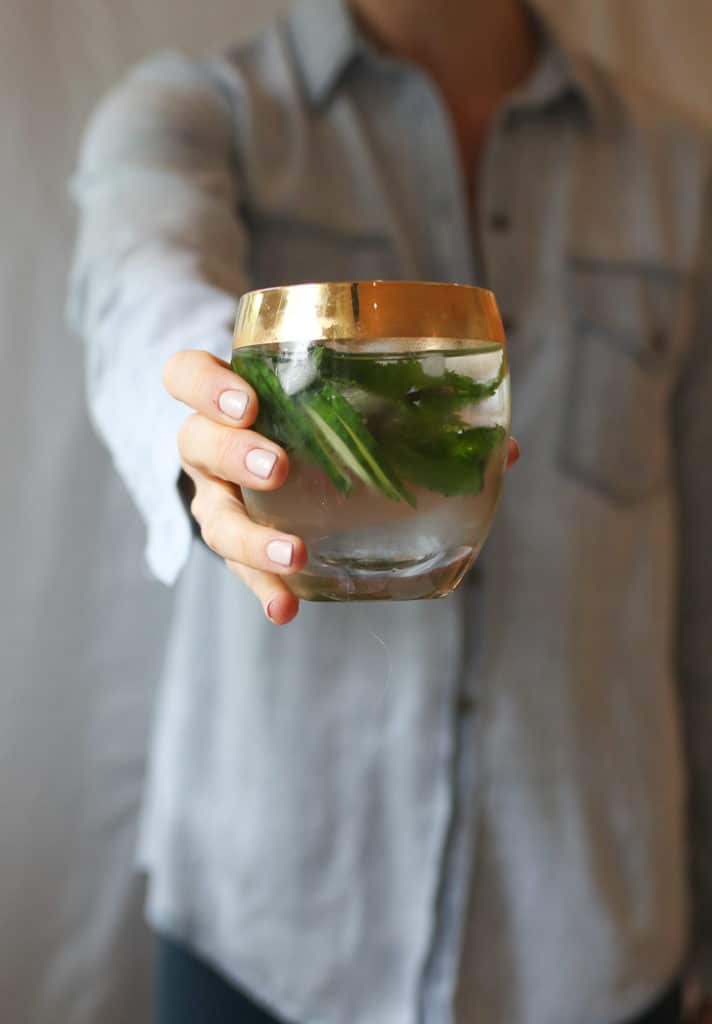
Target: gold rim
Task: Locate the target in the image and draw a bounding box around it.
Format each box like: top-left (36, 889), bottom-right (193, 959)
top-left (233, 280), bottom-right (506, 350)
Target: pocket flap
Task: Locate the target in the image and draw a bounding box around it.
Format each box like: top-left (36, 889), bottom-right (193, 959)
top-left (569, 257), bottom-right (692, 366)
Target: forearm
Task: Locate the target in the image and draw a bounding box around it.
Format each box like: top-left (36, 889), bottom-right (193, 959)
top-left (69, 52), bottom-right (249, 582)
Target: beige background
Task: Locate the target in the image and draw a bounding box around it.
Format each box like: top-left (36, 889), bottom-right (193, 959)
top-left (1, 2), bottom-right (710, 1022)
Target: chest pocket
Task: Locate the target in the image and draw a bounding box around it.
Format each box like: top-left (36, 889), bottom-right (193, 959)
top-left (247, 214), bottom-right (403, 289)
top-left (558, 258), bottom-right (693, 504)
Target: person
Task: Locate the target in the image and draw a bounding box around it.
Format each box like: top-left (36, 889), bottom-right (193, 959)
top-left (69, 0), bottom-right (712, 1021)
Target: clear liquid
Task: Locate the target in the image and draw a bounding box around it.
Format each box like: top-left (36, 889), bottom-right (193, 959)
top-left (234, 342), bottom-right (510, 601)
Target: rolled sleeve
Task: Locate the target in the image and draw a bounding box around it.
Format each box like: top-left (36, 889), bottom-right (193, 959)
top-left (68, 52), bottom-right (249, 583)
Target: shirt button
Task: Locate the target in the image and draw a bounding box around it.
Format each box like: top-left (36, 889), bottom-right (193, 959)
top-left (649, 328), bottom-right (669, 358)
top-left (457, 693), bottom-right (476, 715)
top-left (489, 211), bottom-right (511, 232)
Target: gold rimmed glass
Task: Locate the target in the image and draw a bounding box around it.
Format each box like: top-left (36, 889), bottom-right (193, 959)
top-left (232, 281), bottom-right (510, 601)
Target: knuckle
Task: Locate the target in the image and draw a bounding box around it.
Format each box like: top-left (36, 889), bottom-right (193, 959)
top-left (163, 349), bottom-right (189, 394)
top-left (224, 518), bottom-right (250, 565)
top-left (189, 493), bottom-right (203, 524)
top-left (215, 426), bottom-right (243, 480)
top-left (200, 512), bottom-right (223, 554)
top-left (162, 359), bottom-right (176, 395)
top-left (224, 558), bottom-right (246, 581)
top-left (224, 559), bottom-right (239, 578)
top-left (176, 414), bottom-right (200, 459)
top-left (204, 505), bottom-right (251, 564)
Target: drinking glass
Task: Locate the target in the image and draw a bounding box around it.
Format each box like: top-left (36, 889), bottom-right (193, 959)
top-left (232, 280), bottom-right (511, 601)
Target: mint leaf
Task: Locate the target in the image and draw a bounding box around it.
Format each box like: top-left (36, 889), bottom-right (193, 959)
top-left (232, 352), bottom-right (353, 495)
top-left (380, 422), bottom-right (506, 497)
top-left (317, 347), bottom-right (506, 411)
top-left (233, 347), bottom-right (507, 505)
top-left (233, 352), bottom-right (415, 504)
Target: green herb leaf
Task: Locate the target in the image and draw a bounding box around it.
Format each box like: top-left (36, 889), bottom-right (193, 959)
top-left (317, 346), bottom-right (506, 410)
top-left (232, 352), bottom-right (353, 495)
top-left (306, 383), bottom-right (417, 507)
top-left (380, 422), bottom-right (506, 497)
top-left (233, 348), bottom-right (507, 505)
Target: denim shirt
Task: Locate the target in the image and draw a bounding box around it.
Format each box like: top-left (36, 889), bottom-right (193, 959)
top-left (69, 1), bottom-right (712, 1021)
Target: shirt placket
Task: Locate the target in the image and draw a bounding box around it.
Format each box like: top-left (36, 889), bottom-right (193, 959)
top-left (407, 69), bottom-right (476, 287)
top-left (418, 90), bottom-right (568, 1023)
top-left (476, 108), bottom-right (521, 337)
top-left (390, 73), bottom-right (491, 1024)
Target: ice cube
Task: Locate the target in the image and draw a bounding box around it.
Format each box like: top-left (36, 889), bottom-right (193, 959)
top-left (447, 351), bottom-right (503, 380)
top-left (277, 353), bottom-right (318, 395)
top-left (459, 391), bottom-right (504, 421)
top-left (421, 354), bottom-right (445, 377)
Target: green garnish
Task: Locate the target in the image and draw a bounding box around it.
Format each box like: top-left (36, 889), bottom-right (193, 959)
top-left (316, 346), bottom-right (506, 408)
top-left (380, 422), bottom-right (506, 497)
top-left (306, 384), bottom-right (416, 506)
top-left (231, 345), bottom-right (507, 504)
top-left (233, 352), bottom-right (353, 495)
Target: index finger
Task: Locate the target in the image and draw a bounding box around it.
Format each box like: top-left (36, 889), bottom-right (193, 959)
top-left (163, 349), bottom-right (258, 428)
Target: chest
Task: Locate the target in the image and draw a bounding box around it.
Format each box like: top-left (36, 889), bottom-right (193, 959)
top-left (238, 88), bottom-right (699, 507)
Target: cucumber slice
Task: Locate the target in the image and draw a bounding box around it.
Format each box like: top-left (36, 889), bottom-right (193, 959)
top-left (304, 407), bottom-right (373, 488)
top-left (305, 386), bottom-right (417, 507)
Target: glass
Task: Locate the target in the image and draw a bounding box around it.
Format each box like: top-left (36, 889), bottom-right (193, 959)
top-left (232, 281), bottom-right (511, 601)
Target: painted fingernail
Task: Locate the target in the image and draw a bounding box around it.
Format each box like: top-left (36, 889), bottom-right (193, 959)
top-left (266, 598), bottom-right (279, 622)
top-left (218, 389), bottom-right (249, 420)
top-left (246, 448), bottom-right (277, 479)
top-left (266, 539), bottom-right (293, 567)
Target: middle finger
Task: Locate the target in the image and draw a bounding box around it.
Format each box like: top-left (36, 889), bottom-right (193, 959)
top-left (178, 414), bottom-right (289, 490)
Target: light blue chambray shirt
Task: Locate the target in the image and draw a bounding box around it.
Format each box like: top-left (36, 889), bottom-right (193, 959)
top-left (69, 1), bottom-right (712, 1021)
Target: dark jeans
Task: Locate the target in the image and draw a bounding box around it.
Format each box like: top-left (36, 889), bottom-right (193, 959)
top-left (157, 935), bottom-right (289, 1023)
top-left (156, 934), bottom-right (682, 1024)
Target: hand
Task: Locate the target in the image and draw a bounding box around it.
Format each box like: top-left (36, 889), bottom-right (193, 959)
top-left (164, 348), bottom-right (520, 626)
top-left (164, 349), bottom-right (307, 625)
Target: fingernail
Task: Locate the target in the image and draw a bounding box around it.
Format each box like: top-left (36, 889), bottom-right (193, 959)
top-left (218, 389), bottom-right (248, 420)
top-left (266, 539), bottom-right (293, 567)
top-left (266, 598), bottom-right (279, 622)
top-left (246, 448), bottom-right (277, 479)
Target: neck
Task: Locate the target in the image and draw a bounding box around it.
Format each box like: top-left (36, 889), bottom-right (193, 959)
top-left (349, 0), bottom-right (539, 191)
top-left (350, 0), bottom-right (538, 112)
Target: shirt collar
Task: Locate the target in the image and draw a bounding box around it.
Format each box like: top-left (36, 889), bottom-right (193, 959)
top-left (512, 4), bottom-right (615, 133)
top-left (286, 0), bottom-right (614, 134)
top-left (285, 0), bottom-right (362, 107)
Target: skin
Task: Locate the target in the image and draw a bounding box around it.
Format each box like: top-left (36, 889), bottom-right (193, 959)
top-left (351, 0), bottom-right (538, 193)
top-left (164, 0), bottom-right (535, 626)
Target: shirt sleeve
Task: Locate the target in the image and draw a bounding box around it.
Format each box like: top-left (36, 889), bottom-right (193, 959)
top-left (674, 174), bottom-right (712, 995)
top-left (68, 51), bottom-right (249, 584)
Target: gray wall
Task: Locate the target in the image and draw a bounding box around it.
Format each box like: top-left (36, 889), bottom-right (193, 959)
top-left (1, 2), bottom-right (710, 1022)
